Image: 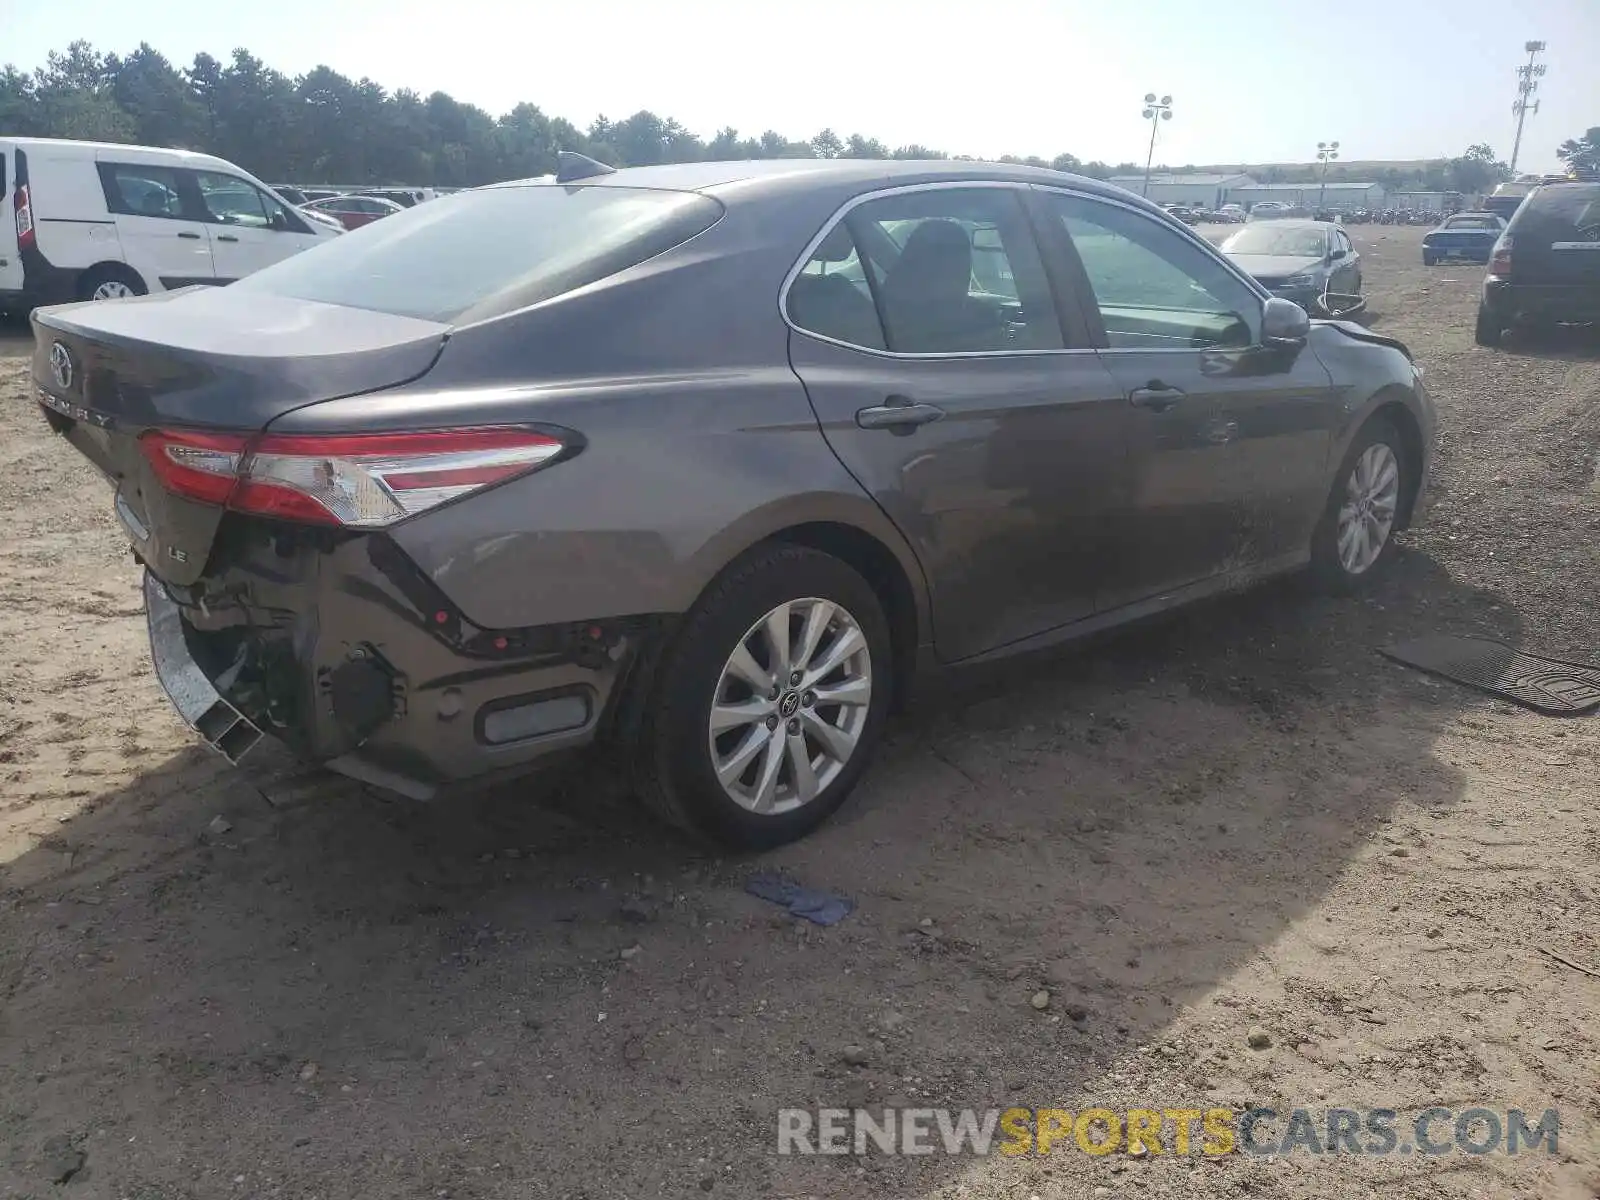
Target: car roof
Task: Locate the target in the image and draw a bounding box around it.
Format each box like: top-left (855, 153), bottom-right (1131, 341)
top-left (483, 157), bottom-right (1149, 206)
top-left (1, 135), bottom-right (232, 166)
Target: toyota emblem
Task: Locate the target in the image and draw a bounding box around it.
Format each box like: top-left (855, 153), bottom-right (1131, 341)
top-left (49, 342), bottom-right (73, 391)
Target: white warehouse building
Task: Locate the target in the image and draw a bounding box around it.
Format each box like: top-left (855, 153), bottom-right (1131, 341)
top-left (1105, 172), bottom-right (1255, 208)
top-left (1227, 181), bottom-right (1388, 211)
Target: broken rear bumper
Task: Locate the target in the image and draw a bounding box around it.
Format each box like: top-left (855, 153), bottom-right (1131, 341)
top-left (141, 522), bottom-right (659, 799)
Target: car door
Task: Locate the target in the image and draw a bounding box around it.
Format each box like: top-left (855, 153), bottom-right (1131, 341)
top-left (1035, 187), bottom-right (1341, 609)
top-left (785, 183), bottom-right (1132, 663)
top-left (1330, 227), bottom-right (1360, 294)
top-left (189, 170), bottom-right (322, 282)
top-left (94, 159), bottom-right (215, 289)
top-left (0, 145), bottom-right (21, 297)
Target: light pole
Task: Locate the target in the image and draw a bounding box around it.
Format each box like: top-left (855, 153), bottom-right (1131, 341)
top-left (1315, 140), bottom-right (1340, 210)
top-left (1141, 94), bottom-right (1172, 198)
top-left (1509, 40), bottom-right (1547, 175)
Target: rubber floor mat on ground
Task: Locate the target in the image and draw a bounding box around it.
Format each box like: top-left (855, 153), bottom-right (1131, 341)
top-left (1380, 635), bottom-right (1600, 716)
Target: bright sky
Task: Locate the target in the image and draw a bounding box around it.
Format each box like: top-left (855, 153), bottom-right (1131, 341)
top-left (5, 0), bottom-right (1596, 173)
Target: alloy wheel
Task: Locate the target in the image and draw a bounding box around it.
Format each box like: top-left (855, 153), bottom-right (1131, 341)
top-left (92, 280), bottom-right (135, 300)
top-left (1336, 443), bottom-right (1400, 575)
top-left (707, 597), bottom-right (872, 815)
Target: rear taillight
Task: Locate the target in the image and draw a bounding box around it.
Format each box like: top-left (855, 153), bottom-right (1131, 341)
top-left (137, 427), bottom-right (570, 526)
top-left (1489, 235), bottom-right (1513, 276)
top-left (14, 183), bottom-right (34, 249)
top-left (139, 430), bottom-right (247, 506)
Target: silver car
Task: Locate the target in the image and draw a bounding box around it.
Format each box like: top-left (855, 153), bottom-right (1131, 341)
top-left (30, 155), bottom-right (1434, 849)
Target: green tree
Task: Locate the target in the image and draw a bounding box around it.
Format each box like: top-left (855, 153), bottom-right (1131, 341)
top-left (1445, 143), bottom-right (1510, 194)
top-left (109, 44), bottom-right (205, 148)
top-left (810, 128), bottom-right (843, 159)
top-left (1557, 127), bottom-right (1599, 176)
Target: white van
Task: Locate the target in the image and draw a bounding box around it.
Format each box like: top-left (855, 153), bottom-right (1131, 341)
top-left (2, 137), bottom-right (339, 311)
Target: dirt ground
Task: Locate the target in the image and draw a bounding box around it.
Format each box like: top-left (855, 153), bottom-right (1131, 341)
top-left (1, 225), bottom-right (1597, 1200)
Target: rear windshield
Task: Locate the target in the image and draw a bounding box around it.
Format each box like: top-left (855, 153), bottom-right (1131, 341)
top-left (228, 183), bottom-right (724, 324)
top-left (1510, 185), bottom-right (1600, 239)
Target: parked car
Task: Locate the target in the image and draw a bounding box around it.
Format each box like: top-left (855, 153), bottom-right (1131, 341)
top-left (1160, 204), bottom-right (1201, 225)
top-left (1, 136), bottom-right (339, 309)
top-left (297, 206), bottom-right (348, 235)
top-left (1216, 204), bottom-right (1247, 223)
top-left (1219, 218), bottom-right (1364, 317)
top-left (273, 185), bottom-right (311, 207)
top-left (1476, 180), bottom-right (1600, 346)
top-left (299, 193), bottom-right (406, 230)
top-left (353, 188), bottom-right (434, 208)
top-left (29, 155), bottom-right (1434, 849)
top-left (1421, 212), bottom-right (1505, 265)
top-left (1248, 202), bottom-right (1309, 222)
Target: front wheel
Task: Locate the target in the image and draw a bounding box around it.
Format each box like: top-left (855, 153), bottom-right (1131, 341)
top-left (1422, 254), bottom-right (1436, 266)
top-left (1310, 418), bottom-right (1407, 593)
top-left (630, 544), bottom-right (893, 850)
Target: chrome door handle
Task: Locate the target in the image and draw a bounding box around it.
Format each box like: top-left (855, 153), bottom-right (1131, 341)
top-left (856, 399), bottom-right (945, 431)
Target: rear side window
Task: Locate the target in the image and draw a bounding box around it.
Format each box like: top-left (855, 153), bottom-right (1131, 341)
top-left (1511, 185), bottom-right (1600, 242)
top-left (229, 184), bottom-right (723, 323)
top-left (98, 162), bottom-right (189, 219)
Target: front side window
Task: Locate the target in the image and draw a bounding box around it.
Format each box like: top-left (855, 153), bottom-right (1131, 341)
top-left (98, 163), bottom-right (187, 219)
top-left (788, 187), bottom-right (1063, 354)
top-left (192, 171), bottom-right (292, 230)
top-left (1050, 193), bottom-right (1261, 349)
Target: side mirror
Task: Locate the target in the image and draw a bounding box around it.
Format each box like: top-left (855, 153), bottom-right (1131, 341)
top-left (1262, 296), bottom-right (1311, 347)
top-left (1328, 247), bottom-right (1347, 261)
top-left (269, 211), bottom-right (289, 232)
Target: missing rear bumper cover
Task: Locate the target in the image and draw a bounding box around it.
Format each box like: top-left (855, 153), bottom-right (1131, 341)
top-left (145, 571), bottom-right (264, 764)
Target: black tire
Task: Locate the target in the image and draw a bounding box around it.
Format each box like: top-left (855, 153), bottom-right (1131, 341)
top-left (1473, 305), bottom-right (1503, 347)
top-left (1310, 417), bottom-right (1407, 594)
top-left (630, 544), bottom-right (893, 850)
top-left (78, 264), bottom-right (148, 302)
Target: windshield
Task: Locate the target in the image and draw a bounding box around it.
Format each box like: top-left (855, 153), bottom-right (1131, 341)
top-left (1444, 215), bottom-right (1500, 229)
top-left (228, 183), bottom-right (723, 323)
top-left (1221, 226), bottom-right (1326, 257)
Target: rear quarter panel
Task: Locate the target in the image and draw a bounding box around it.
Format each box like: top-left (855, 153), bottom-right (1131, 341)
top-left (28, 153), bottom-right (123, 277)
top-left (270, 183), bottom-right (932, 635)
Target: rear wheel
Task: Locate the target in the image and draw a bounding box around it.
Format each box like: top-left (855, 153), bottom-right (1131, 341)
top-left (1311, 418), bottom-right (1406, 593)
top-left (630, 544), bottom-right (892, 850)
top-left (78, 264), bottom-right (147, 302)
top-left (1474, 305), bottom-right (1503, 347)
top-left (1422, 253), bottom-right (1436, 266)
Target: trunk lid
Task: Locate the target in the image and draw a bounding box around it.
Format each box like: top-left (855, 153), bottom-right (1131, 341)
top-left (30, 287), bottom-right (447, 584)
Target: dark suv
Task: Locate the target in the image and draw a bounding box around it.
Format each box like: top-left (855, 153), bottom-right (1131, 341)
top-left (1476, 181), bottom-right (1600, 346)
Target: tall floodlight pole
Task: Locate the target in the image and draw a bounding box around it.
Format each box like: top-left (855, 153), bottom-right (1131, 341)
top-left (1509, 40), bottom-right (1547, 175)
top-left (1141, 94), bottom-right (1173, 197)
top-left (1316, 140), bottom-right (1341, 208)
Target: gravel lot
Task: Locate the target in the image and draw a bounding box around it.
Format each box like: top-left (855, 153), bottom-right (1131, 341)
top-left (1, 225), bottom-right (1597, 1199)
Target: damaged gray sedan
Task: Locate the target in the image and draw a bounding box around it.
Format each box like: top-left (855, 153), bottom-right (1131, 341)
top-left (30, 155), bottom-right (1434, 849)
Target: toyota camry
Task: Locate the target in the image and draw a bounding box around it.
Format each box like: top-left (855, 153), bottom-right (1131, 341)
top-left (30, 153), bottom-right (1435, 849)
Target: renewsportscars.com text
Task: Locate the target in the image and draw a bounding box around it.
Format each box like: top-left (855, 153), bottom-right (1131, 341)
top-left (776, 1106), bottom-right (1560, 1157)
